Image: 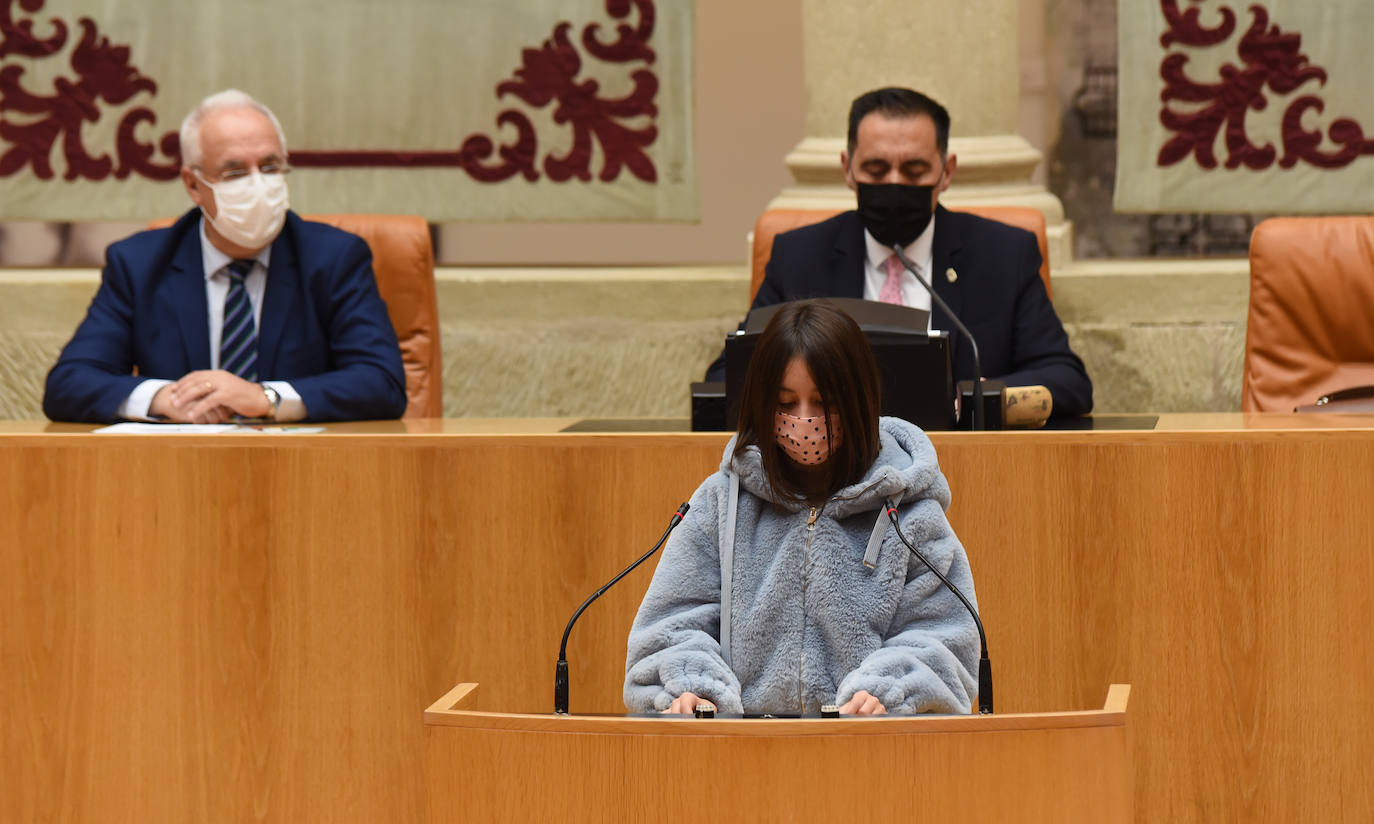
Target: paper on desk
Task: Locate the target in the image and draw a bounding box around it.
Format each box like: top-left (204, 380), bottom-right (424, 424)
top-left (93, 423), bottom-right (326, 434)
top-left (94, 423), bottom-right (239, 434)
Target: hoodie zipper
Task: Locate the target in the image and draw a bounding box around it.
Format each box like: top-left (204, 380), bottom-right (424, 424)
top-left (799, 505), bottom-right (818, 714)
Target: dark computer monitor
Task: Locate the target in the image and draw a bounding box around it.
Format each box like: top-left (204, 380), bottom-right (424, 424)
top-left (723, 298), bottom-right (955, 432)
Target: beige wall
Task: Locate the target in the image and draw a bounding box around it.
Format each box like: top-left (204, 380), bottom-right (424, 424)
top-left (434, 0), bottom-right (806, 266)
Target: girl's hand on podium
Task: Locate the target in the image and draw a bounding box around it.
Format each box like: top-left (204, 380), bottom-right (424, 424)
top-left (662, 691), bottom-right (704, 714)
top-left (838, 690), bottom-right (887, 715)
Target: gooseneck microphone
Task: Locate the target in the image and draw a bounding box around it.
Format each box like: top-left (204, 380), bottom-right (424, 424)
top-left (891, 244), bottom-right (987, 430)
top-left (885, 502), bottom-right (993, 714)
top-left (554, 502), bottom-right (690, 715)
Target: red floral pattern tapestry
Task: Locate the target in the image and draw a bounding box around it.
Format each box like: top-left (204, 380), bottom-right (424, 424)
top-left (1116, 0), bottom-right (1373, 213)
top-left (0, 0), bottom-right (696, 221)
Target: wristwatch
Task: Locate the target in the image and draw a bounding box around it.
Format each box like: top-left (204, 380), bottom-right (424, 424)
top-left (260, 384), bottom-right (282, 420)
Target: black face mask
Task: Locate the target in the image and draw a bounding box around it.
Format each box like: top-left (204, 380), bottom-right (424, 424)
top-left (855, 182), bottom-right (935, 247)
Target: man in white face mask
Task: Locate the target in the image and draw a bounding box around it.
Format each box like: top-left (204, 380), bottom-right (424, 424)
top-left (42, 89), bottom-right (406, 423)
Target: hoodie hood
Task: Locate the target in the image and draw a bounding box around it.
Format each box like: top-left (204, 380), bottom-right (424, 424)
top-left (722, 416), bottom-right (951, 519)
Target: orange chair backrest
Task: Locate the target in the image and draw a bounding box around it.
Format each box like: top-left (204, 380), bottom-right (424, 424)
top-left (749, 206), bottom-right (1051, 303)
top-left (149, 213), bottom-right (441, 418)
top-left (1243, 216), bottom-right (1374, 412)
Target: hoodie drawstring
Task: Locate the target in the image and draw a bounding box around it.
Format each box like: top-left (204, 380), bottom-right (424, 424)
top-left (863, 497), bottom-right (901, 569)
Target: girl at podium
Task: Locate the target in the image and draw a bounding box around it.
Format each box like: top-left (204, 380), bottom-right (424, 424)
top-left (625, 299), bottom-right (980, 716)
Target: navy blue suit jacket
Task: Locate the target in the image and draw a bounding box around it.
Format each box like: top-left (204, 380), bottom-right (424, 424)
top-left (706, 207), bottom-right (1093, 417)
top-left (43, 209), bottom-right (407, 423)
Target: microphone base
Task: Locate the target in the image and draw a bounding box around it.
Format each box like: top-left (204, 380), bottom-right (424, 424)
top-left (957, 380), bottom-right (1006, 431)
top-left (554, 660), bottom-right (570, 715)
top-left (977, 656), bottom-right (994, 714)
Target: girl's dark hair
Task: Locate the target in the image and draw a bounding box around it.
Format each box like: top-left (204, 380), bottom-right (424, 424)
top-left (733, 299), bottom-right (882, 502)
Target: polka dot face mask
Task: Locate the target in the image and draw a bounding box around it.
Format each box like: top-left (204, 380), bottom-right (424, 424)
top-left (774, 411), bottom-right (840, 465)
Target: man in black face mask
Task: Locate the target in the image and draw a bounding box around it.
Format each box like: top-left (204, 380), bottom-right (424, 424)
top-left (705, 87), bottom-right (1092, 419)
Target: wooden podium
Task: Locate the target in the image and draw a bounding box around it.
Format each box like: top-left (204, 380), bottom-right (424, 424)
top-left (423, 682), bottom-right (1133, 822)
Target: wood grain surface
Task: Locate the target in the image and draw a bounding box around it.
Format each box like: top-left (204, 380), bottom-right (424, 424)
top-left (423, 683), bottom-right (1132, 823)
top-left (3, 423), bottom-right (1372, 822)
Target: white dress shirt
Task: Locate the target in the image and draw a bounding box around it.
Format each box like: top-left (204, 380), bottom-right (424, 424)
top-left (117, 217), bottom-right (305, 421)
top-left (861, 214), bottom-right (936, 330)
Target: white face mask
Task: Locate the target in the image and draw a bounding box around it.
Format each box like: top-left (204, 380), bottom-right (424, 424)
top-left (197, 169), bottom-right (289, 250)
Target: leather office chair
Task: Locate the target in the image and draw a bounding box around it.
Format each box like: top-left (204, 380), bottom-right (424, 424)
top-left (1243, 216), bottom-right (1374, 412)
top-left (749, 205), bottom-right (1052, 303)
top-left (150, 213), bottom-right (442, 418)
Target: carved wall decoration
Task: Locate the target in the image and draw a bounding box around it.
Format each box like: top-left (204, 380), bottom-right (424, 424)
top-left (0, 0), bottom-right (179, 181)
top-left (0, 0), bottom-right (695, 221)
top-left (1116, 0), bottom-right (1374, 213)
top-left (1156, 0), bottom-right (1374, 171)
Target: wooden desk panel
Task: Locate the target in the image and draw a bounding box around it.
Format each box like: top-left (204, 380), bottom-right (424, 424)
top-left (0, 433), bottom-right (725, 824)
top-left (3, 422), bottom-right (1373, 822)
top-left (939, 430), bottom-right (1374, 824)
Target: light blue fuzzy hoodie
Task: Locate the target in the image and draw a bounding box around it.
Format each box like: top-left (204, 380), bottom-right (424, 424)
top-left (624, 416), bottom-right (979, 715)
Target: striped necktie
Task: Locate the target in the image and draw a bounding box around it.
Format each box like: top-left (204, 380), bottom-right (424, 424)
top-left (220, 259), bottom-right (259, 380)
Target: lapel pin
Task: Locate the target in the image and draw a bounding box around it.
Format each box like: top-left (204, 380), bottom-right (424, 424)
top-left (946, 267), bottom-right (958, 283)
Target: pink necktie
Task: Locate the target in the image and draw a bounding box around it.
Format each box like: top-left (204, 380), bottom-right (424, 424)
top-left (879, 254), bottom-right (905, 305)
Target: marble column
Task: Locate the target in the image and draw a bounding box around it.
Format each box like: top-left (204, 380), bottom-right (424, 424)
top-left (772, 0), bottom-right (1072, 268)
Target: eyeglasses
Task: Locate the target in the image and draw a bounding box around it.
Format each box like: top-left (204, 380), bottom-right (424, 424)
top-left (195, 163), bottom-right (292, 183)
